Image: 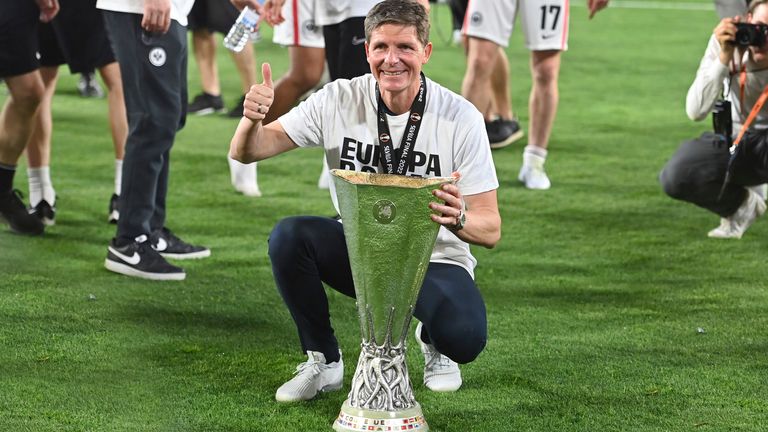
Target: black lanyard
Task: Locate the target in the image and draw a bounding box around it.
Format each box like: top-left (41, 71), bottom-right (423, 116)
top-left (375, 73), bottom-right (427, 175)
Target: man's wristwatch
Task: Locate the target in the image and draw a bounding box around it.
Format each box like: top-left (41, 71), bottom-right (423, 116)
top-left (448, 209), bottom-right (466, 232)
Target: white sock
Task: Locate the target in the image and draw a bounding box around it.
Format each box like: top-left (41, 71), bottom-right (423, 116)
top-left (114, 159), bottom-right (123, 195)
top-left (228, 156), bottom-right (261, 197)
top-left (523, 146), bottom-right (547, 167)
top-left (28, 166), bottom-right (55, 206)
top-left (524, 145), bottom-right (547, 159)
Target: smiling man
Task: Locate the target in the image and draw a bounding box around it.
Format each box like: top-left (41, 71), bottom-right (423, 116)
top-left (230, 0), bottom-right (501, 403)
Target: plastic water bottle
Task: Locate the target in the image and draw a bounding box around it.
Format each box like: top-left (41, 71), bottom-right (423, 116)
top-left (223, 7), bottom-right (259, 52)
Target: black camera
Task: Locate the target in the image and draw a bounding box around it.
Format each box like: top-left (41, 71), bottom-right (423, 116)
top-left (734, 23), bottom-right (768, 47)
top-left (712, 99), bottom-right (732, 146)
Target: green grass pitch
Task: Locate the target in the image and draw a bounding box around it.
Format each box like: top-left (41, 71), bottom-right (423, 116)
top-left (2, 1), bottom-right (768, 431)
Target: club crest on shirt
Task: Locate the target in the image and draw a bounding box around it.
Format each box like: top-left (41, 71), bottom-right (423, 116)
top-left (149, 48), bottom-right (166, 67)
top-left (470, 12), bottom-right (482, 26)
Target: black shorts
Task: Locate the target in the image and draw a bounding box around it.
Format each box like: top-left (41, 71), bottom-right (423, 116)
top-left (38, 0), bottom-right (115, 74)
top-left (187, 0), bottom-right (240, 35)
top-left (323, 17), bottom-right (369, 81)
top-left (0, 0), bottom-right (41, 78)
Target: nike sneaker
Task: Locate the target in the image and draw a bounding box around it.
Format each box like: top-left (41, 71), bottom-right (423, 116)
top-left (104, 234), bottom-right (185, 280)
top-left (151, 227), bottom-right (210, 260)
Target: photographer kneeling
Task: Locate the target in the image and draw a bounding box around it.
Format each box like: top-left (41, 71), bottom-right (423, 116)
top-left (661, 0), bottom-right (768, 239)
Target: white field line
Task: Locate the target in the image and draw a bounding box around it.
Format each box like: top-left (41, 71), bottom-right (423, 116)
top-left (572, 1), bottom-right (714, 11)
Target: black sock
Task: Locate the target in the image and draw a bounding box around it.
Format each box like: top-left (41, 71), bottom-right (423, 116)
top-left (0, 164), bottom-right (16, 195)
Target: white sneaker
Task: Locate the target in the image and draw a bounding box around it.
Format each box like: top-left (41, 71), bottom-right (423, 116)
top-left (707, 189), bottom-right (767, 239)
top-left (275, 351), bottom-right (343, 402)
top-left (415, 322), bottom-right (462, 392)
top-left (518, 151), bottom-right (551, 190)
top-left (228, 156), bottom-right (261, 197)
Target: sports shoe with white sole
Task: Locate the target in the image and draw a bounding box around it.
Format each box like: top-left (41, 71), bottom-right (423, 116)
top-left (105, 234), bottom-right (185, 280)
top-left (29, 198), bottom-right (56, 226)
top-left (275, 351), bottom-right (343, 402)
top-left (415, 322), bottom-right (462, 392)
top-left (151, 227), bottom-right (211, 260)
top-left (518, 151), bottom-right (551, 190)
top-left (0, 189), bottom-right (44, 235)
top-left (487, 118), bottom-right (524, 149)
top-left (188, 92), bottom-right (225, 115)
top-left (708, 188), bottom-right (766, 239)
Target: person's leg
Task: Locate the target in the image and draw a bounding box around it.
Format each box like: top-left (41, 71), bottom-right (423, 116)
top-left (224, 42), bottom-right (257, 117)
top-left (0, 73), bottom-right (45, 172)
top-left (485, 47), bottom-right (524, 149)
top-left (518, 50), bottom-right (561, 190)
top-left (0, 71), bottom-right (46, 235)
top-left (24, 66), bottom-right (58, 224)
top-left (268, 216), bottom-right (355, 361)
top-left (415, 263), bottom-right (487, 364)
top-left (462, 37), bottom-right (500, 122)
top-left (98, 61), bottom-right (127, 218)
top-left (188, 29), bottom-right (225, 115)
top-left (98, 62), bottom-right (127, 161)
top-left (193, 29), bottom-right (220, 96)
top-left (264, 46), bottom-right (325, 123)
top-left (413, 262), bottom-right (486, 392)
top-left (660, 132), bottom-right (768, 238)
top-left (660, 133), bottom-right (746, 217)
top-left (490, 48), bottom-right (512, 120)
top-left (527, 50), bottom-right (560, 153)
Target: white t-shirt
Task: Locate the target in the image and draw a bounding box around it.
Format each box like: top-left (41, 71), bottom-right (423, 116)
top-left (686, 34), bottom-right (768, 134)
top-left (280, 74), bottom-right (499, 278)
top-left (96, 0), bottom-right (195, 26)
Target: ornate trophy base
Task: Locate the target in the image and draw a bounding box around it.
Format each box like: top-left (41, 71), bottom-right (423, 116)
top-left (333, 401), bottom-right (429, 431)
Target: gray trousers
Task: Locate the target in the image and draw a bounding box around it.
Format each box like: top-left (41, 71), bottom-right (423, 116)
top-left (103, 12), bottom-right (188, 241)
top-left (659, 132), bottom-right (768, 217)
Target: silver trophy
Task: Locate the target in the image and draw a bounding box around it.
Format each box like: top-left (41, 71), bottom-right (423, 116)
top-left (331, 170), bottom-right (454, 432)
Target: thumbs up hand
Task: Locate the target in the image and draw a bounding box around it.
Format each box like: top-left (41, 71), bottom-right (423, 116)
top-left (243, 63), bottom-right (274, 122)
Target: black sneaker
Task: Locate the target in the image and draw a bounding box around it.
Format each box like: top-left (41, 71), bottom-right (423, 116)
top-left (151, 227), bottom-right (211, 260)
top-left (486, 118), bottom-right (524, 149)
top-left (29, 199), bottom-right (56, 226)
top-left (0, 189), bottom-right (44, 235)
top-left (108, 193), bottom-right (119, 224)
top-left (226, 95), bottom-right (246, 118)
top-left (188, 92), bottom-right (225, 115)
top-left (77, 72), bottom-right (104, 98)
top-left (105, 234), bottom-right (185, 280)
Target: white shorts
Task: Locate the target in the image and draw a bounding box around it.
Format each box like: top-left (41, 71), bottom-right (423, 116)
top-left (272, 0), bottom-right (325, 48)
top-left (463, 0), bottom-right (569, 51)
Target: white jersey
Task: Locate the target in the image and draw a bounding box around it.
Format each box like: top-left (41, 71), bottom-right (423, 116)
top-left (280, 74), bottom-right (499, 278)
top-left (96, 0), bottom-right (195, 26)
top-left (273, 0), bottom-right (324, 48)
top-left (686, 34), bottom-right (768, 135)
top-left (463, 0), bottom-right (570, 51)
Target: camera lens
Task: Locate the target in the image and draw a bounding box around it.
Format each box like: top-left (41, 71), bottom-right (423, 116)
top-left (736, 29), bottom-right (751, 45)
